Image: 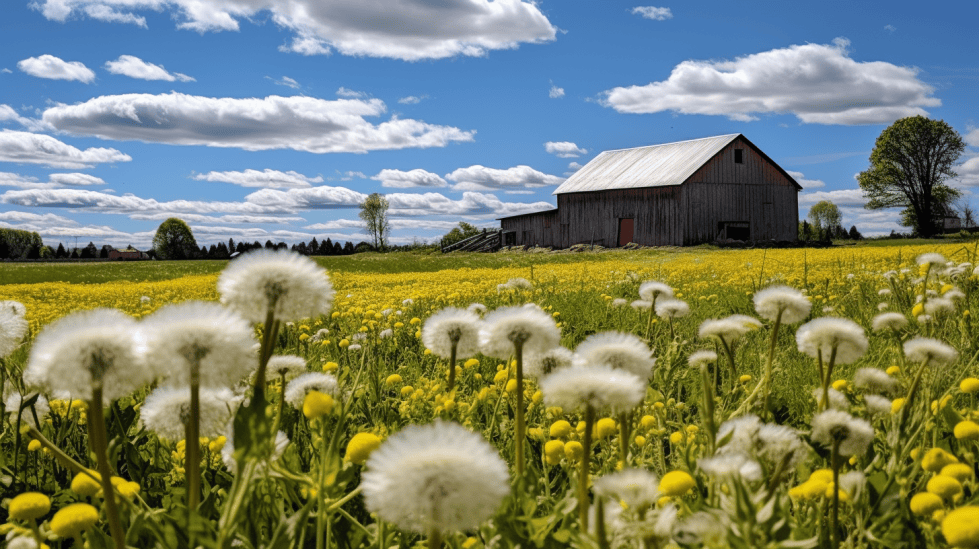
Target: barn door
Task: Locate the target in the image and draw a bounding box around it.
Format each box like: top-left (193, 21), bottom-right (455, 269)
top-left (618, 218), bottom-right (634, 247)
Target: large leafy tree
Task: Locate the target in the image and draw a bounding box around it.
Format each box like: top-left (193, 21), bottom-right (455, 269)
top-left (807, 200), bottom-right (843, 239)
top-left (152, 217), bottom-right (199, 260)
top-left (359, 193), bottom-right (390, 251)
top-left (858, 116), bottom-right (965, 238)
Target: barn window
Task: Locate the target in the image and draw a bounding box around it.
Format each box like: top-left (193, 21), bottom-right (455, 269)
top-left (734, 149), bottom-right (744, 164)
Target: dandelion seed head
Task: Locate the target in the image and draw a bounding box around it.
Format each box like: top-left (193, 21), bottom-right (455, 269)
top-left (872, 312), bottom-right (907, 332)
top-left (141, 386), bottom-right (239, 440)
top-left (540, 364), bottom-right (645, 413)
top-left (611, 298), bottom-right (629, 308)
top-left (639, 281), bottom-right (673, 302)
top-left (924, 297), bottom-right (955, 316)
top-left (267, 355), bottom-right (308, 380)
top-left (218, 249), bottom-right (335, 323)
top-left (698, 315), bottom-right (762, 343)
top-left (698, 453), bottom-right (762, 481)
top-left (812, 387), bottom-right (849, 410)
top-left (795, 317), bottom-right (868, 365)
top-left (753, 285), bottom-right (811, 324)
top-left (853, 368), bottom-right (898, 396)
top-left (221, 425), bottom-right (289, 473)
top-left (23, 308), bottom-right (150, 402)
top-left (688, 350), bottom-right (718, 369)
top-left (422, 307), bottom-right (482, 359)
top-left (284, 372), bottom-right (338, 408)
top-left (917, 253), bottom-right (947, 272)
top-left (362, 421), bottom-right (509, 533)
top-left (479, 306), bottom-right (560, 359)
top-left (379, 329), bottom-right (393, 339)
top-left (4, 392), bottom-right (49, 428)
top-left (593, 468), bottom-right (660, 509)
top-left (904, 337), bottom-right (958, 367)
top-left (631, 299), bottom-right (653, 310)
top-left (0, 303), bottom-right (28, 359)
top-left (505, 277), bottom-right (533, 290)
top-left (864, 395), bottom-right (893, 416)
top-left (655, 298), bottom-right (690, 319)
top-left (574, 331), bottom-right (655, 380)
top-left (810, 409), bottom-right (874, 456)
top-left (525, 346), bottom-right (574, 378)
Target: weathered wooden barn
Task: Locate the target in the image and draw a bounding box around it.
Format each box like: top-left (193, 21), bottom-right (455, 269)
top-left (500, 134), bottom-right (801, 247)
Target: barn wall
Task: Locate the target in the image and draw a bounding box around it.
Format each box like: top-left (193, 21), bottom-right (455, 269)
top-left (556, 186), bottom-right (683, 247)
top-left (681, 137), bottom-right (798, 244)
top-left (500, 210), bottom-right (559, 247)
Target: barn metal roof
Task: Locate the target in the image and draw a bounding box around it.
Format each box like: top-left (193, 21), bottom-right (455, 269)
top-left (552, 134), bottom-right (741, 195)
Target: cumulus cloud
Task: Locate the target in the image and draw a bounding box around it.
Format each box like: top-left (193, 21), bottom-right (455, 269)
top-left (307, 218), bottom-right (492, 231)
top-left (339, 171), bottom-right (366, 180)
top-left (129, 212), bottom-right (305, 224)
top-left (0, 130), bottom-right (131, 168)
top-left (549, 85), bottom-right (565, 98)
top-left (884, 24), bottom-right (896, 33)
top-left (786, 170), bottom-right (825, 189)
top-left (799, 189), bottom-right (868, 206)
top-left (337, 87), bottom-right (365, 98)
top-left (446, 165), bottom-right (564, 192)
top-left (32, 0), bottom-right (557, 61)
top-left (243, 185), bottom-right (368, 210)
top-left (602, 38), bottom-right (940, 125)
top-left (192, 169), bottom-right (323, 188)
top-left (42, 92), bottom-right (475, 153)
top-left (0, 104), bottom-right (49, 132)
top-left (387, 191), bottom-right (553, 217)
top-left (955, 155), bottom-right (979, 187)
top-left (372, 168), bottom-right (447, 188)
top-left (17, 54), bottom-right (96, 83)
top-left (398, 95), bottom-right (425, 105)
top-left (565, 161), bottom-right (584, 176)
top-left (268, 76), bottom-right (301, 89)
top-left (965, 127), bottom-right (979, 147)
top-left (631, 6), bottom-right (672, 20)
top-left (545, 141), bottom-right (587, 158)
top-left (104, 55), bottom-right (195, 82)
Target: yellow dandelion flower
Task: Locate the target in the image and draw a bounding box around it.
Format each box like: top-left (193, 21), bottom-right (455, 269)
top-left (659, 471), bottom-right (695, 497)
top-left (303, 390), bottom-right (335, 419)
top-left (921, 448), bottom-right (958, 472)
top-left (926, 475), bottom-right (963, 501)
top-left (544, 440), bottom-right (565, 465)
top-left (9, 492), bottom-right (51, 521)
top-left (564, 441), bottom-right (584, 462)
top-left (70, 471), bottom-right (102, 497)
top-left (549, 420), bottom-right (571, 439)
top-left (50, 503), bottom-right (99, 538)
top-left (955, 421), bottom-right (979, 440)
top-left (596, 418), bottom-right (617, 439)
top-left (943, 506), bottom-right (979, 547)
top-left (910, 492), bottom-right (944, 516)
top-left (961, 378), bottom-right (979, 394)
top-left (345, 433), bottom-right (382, 465)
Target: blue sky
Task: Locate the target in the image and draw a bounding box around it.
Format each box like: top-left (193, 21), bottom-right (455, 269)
top-left (1, 0), bottom-right (977, 248)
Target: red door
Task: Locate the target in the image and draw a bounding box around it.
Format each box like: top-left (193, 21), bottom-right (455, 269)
top-left (618, 218), bottom-right (634, 246)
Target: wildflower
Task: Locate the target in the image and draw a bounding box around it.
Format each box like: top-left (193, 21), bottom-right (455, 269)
top-left (796, 318), bottom-right (868, 365)
top-left (385, 374), bottom-right (402, 386)
top-left (926, 475), bottom-right (962, 501)
top-left (853, 368), bottom-right (898, 396)
top-left (910, 492), bottom-right (944, 516)
top-left (505, 277), bottom-right (533, 290)
top-left (478, 305), bottom-right (560, 359)
top-left (810, 410), bottom-right (874, 456)
top-left (639, 281), bottom-right (673, 302)
top-left (574, 331), bottom-right (655, 379)
top-left (872, 312), bottom-right (908, 332)
top-left (698, 453), bottom-right (762, 481)
top-left (284, 373), bottom-right (338, 408)
top-left (631, 299), bottom-right (653, 310)
top-left (921, 448), bottom-right (958, 472)
top-left (550, 420), bottom-right (572, 438)
top-left (525, 346), bottom-right (574, 378)
top-left (49, 503), bottom-right (100, 538)
top-left (116, 481), bottom-right (140, 500)
top-left (544, 440), bottom-right (565, 465)
top-left (4, 392), bottom-right (49, 428)
top-left (564, 440), bottom-right (584, 462)
top-left (753, 285), bottom-right (811, 324)
top-left (812, 387), bottom-right (849, 411)
top-left (9, 492), bottom-right (51, 521)
top-left (593, 468), bottom-right (660, 509)
top-left (962, 378), bottom-right (979, 393)
top-left (904, 337), bottom-right (958, 367)
top-left (942, 463), bottom-right (975, 483)
top-left (0, 300), bottom-right (28, 358)
top-left (217, 249), bottom-right (335, 323)
top-left (655, 298), bottom-right (690, 319)
top-left (864, 395), bottom-right (893, 416)
top-left (267, 355), bottom-right (308, 380)
top-left (220, 428), bottom-right (289, 473)
top-left (140, 386), bottom-right (239, 440)
top-left (23, 308), bottom-right (150, 402)
top-left (71, 471), bottom-right (101, 497)
top-left (698, 315), bottom-right (762, 342)
top-left (596, 417), bottom-right (617, 439)
top-left (422, 307), bottom-right (482, 359)
top-left (467, 303), bottom-right (487, 315)
top-left (540, 365), bottom-right (645, 413)
top-left (688, 350), bottom-right (717, 368)
top-left (303, 391), bottom-right (334, 419)
top-left (942, 506), bottom-right (979, 546)
top-left (916, 253), bottom-right (947, 273)
top-left (345, 433), bottom-right (382, 465)
top-left (954, 421), bottom-right (979, 440)
top-left (659, 470), bottom-right (695, 497)
top-left (362, 421), bottom-right (509, 534)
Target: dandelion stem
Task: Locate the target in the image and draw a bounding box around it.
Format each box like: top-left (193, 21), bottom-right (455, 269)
top-left (447, 340), bottom-right (458, 392)
top-left (762, 310), bottom-right (783, 420)
top-left (428, 527), bottom-right (443, 549)
top-left (514, 341), bottom-right (526, 479)
top-left (831, 438), bottom-right (841, 549)
top-left (595, 496), bottom-right (610, 549)
top-left (186, 381), bottom-right (201, 511)
top-left (618, 411), bottom-right (631, 467)
top-left (700, 364), bottom-right (717, 455)
top-left (88, 388), bottom-right (126, 549)
top-left (579, 405), bottom-right (595, 531)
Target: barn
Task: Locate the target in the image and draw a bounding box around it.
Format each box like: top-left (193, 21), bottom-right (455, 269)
top-left (499, 134), bottom-right (801, 248)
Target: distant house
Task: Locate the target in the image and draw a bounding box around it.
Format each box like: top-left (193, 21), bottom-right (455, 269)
top-left (108, 245), bottom-right (148, 260)
top-left (499, 134), bottom-right (801, 247)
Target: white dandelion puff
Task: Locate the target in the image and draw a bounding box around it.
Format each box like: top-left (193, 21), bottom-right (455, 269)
top-left (221, 425), bottom-right (289, 473)
top-left (812, 387), bottom-right (849, 411)
top-left (924, 297), bottom-right (955, 316)
top-left (795, 318), bottom-right (868, 365)
top-left (218, 249), bottom-right (335, 323)
top-left (524, 346), bottom-right (574, 378)
top-left (638, 281), bottom-right (673, 302)
top-left (630, 299), bottom-right (653, 310)
top-left (23, 309), bottom-right (150, 403)
top-left (593, 468), bottom-right (660, 509)
top-left (917, 253), bottom-right (947, 272)
top-left (362, 421), bottom-right (510, 534)
top-left (284, 373), bottom-right (339, 408)
top-left (540, 365), bottom-right (645, 413)
top-left (853, 368), bottom-right (898, 396)
top-left (699, 315), bottom-right (762, 342)
top-left (478, 306), bottom-right (560, 359)
top-left (466, 303), bottom-right (487, 315)
top-left (347, 344), bottom-right (362, 352)
top-left (505, 277), bottom-right (533, 290)
top-left (4, 392), bottom-right (49, 428)
top-left (0, 302), bottom-right (28, 358)
top-left (877, 289), bottom-right (892, 297)
top-left (872, 312), bottom-right (908, 332)
top-left (574, 331), bottom-right (655, 380)
top-left (903, 337), bottom-right (958, 367)
top-left (864, 395), bottom-right (893, 416)
top-left (379, 329), bottom-right (394, 339)
top-left (422, 308), bottom-right (482, 359)
top-left (877, 303), bottom-right (889, 311)
top-left (655, 298), bottom-right (690, 319)
top-left (266, 355), bottom-right (308, 380)
top-left (810, 409), bottom-right (874, 456)
top-left (698, 453), bottom-right (762, 482)
top-left (688, 350), bottom-right (718, 368)
top-left (402, 298), bottom-right (414, 306)
top-left (142, 302), bottom-right (256, 388)
top-left (610, 298), bottom-right (629, 308)
top-left (141, 386), bottom-right (239, 440)
top-left (944, 287), bottom-right (966, 301)
top-left (753, 285), bottom-right (811, 324)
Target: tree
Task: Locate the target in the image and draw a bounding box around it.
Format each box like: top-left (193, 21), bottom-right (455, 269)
top-left (359, 193), bottom-right (390, 251)
top-left (858, 116), bottom-right (965, 238)
top-left (848, 225), bottom-right (863, 240)
top-left (441, 222), bottom-right (482, 247)
top-left (55, 243), bottom-right (67, 258)
top-left (152, 218), bottom-right (199, 260)
top-left (808, 200), bottom-right (843, 240)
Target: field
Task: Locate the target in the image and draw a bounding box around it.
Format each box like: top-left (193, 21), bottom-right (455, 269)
top-left (3, 242), bottom-right (979, 548)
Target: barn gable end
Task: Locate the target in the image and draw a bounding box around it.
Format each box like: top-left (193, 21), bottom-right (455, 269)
top-left (500, 134), bottom-right (799, 248)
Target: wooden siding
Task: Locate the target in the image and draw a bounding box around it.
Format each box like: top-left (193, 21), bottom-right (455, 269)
top-left (500, 210), bottom-right (559, 247)
top-left (556, 186), bottom-right (683, 247)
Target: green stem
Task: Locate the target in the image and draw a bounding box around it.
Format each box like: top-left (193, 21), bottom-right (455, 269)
top-left (88, 388), bottom-right (126, 549)
top-left (270, 372), bottom-right (288, 436)
top-left (447, 341), bottom-right (458, 393)
top-left (316, 415), bottom-right (332, 549)
top-left (596, 497), bottom-right (610, 549)
top-left (514, 342), bottom-right (526, 479)
top-left (700, 364), bottom-right (717, 455)
top-left (762, 311), bottom-right (783, 420)
top-left (186, 382), bottom-right (201, 510)
top-left (899, 360), bottom-right (930, 435)
top-left (217, 460), bottom-right (259, 548)
top-left (580, 405), bottom-right (595, 532)
top-left (618, 412), bottom-right (630, 467)
top-left (428, 527), bottom-right (443, 549)
top-left (831, 439), bottom-right (841, 549)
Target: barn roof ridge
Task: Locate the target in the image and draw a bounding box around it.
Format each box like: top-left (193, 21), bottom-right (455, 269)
top-left (597, 133), bottom-right (741, 154)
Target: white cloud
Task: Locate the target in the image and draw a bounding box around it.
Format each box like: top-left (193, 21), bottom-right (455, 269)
top-left (243, 186), bottom-right (368, 211)
top-left (799, 189), bottom-right (868, 206)
top-left (549, 85), bottom-right (565, 98)
top-left (1, 69), bottom-right (11, 74)
top-left (337, 87), bottom-right (365, 98)
top-left (42, 92), bottom-right (475, 153)
top-left (398, 95), bottom-right (425, 105)
top-left (269, 76), bottom-right (301, 89)
top-left (0, 104), bottom-right (49, 132)
top-left (786, 170), bottom-right (825, 189)
top-left (49, 173), bottom-right (106, 186)
top-left (631, 6), bottom-right (673, 20)
top-left (446, 165), bottom-right (564, 191)
top-left (129, 212), bottom-right (305, 224)
top-left (884, 24), bottom-right (896, 33)
top-left (104, 55), bottom-right (195, 82)
top-left (340, 171), bottom-right (366, 180)
top-left (602, 38), bottom-right (940, 125)
top-left (192, 169), bottom-right (323, 189)
top-left (32, 0), bottom-right (557, 61)
top-left (545, 141), bottom-right (587, 158)
top-left (965, 127), bottom-right (979, 147)
top-left (954, 155), bottom-right (979, 187)
top-left (0, 130), bottom-right (131, 168)
top-left (387, 191), bottom-right (554, 218)
top-left (565, 161), bottom-right (584, 176)
top-left (17, 54), bottom-right (95, 83)
top-left (372, 168), bottom-right (447, 189)
top-left (306, 218), bottom-right (492, 232)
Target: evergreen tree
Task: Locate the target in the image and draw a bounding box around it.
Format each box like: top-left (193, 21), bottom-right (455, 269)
top-left (208, 244), bottom-right (218, 258)
top-left (322, 238), bottom-right (333, 255)
top-left (343, 241), bottom-right (354, 254)
top-left (228, 238), bottom-right (236, 253)
top-left (848, 225), bottom-right (863, 240)
top-left (81, 242), bottom-right (97, 259)
top-left (265, 240), bottom-right (275, 249)
top-left (55, 243), bottom-right (66, 258)
top-left (308, 237), bottom-right (319, 255)
top-left (215, 242), bottom-right (230, 259)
